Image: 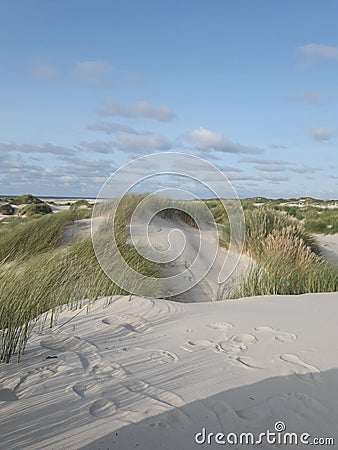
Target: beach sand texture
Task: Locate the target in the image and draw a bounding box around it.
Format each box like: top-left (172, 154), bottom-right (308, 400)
top-left (0, 223), bottom-right (337, 449)
top-left (1, 293), bottom-right (338, 449)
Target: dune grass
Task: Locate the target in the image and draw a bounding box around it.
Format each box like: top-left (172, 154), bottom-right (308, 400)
top-left (0, 208), bottom-right (92, 262)
top-left (11, 194), bottom-right (43, 205)
top-left (69, 199), bottom-right (92, 209)
top-left (227, 209), bottom-right (337, 299)
top-left (2, 195), bottom-right (337, 361)
top-left (17, 202), bottom-right (53, 217)
top-left (202, 202), bottom-right (337, 298)
top-left (0, 204), bottom-right (15, 215)
top-left (0, 198), bottom-right (160, 363)
top-left (243, 208), bottom-right (320, 258)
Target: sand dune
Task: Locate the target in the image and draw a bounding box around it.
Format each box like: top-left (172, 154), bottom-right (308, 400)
top-left (128, 215), bottom-right (252, 301)
top-left (315, 233), bottom-right (338, 266)
top-left (1, 292), bottom-right (338, 449)
top-left (1, 218), bottom-right (337, 449)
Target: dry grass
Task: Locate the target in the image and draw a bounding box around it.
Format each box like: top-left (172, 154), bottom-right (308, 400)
top-left (228, 210), bottom-right (337, 299)
top-left (0, 198), bottom-right (159, 363)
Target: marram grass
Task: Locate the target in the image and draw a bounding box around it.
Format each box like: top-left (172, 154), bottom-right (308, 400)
top-left (226, 210), bottom-right (337, 299)
top-left (0, 198), bottom-right (159, 363)
top-left (1, 197), bottom-right (337, 362)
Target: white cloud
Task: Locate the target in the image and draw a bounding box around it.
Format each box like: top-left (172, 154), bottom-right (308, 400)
top-left (291, 91), bottom-right (330, 104)
top-left (187, 127), bottom-right (264, 154)
top-left (218, 165), bottom-right (242, 173)
top-left (254, 163), bottom-right (320, 175)
top-left (100, 99), bottom-right (175, 121)
top-left (241, 157), bottom-right (320, 175)
top-left (270, 144), bottom-right (287, 149)
top-left (290, 166), bottom-right (320, 174)
top-left (75, 140), bottom-right (114, 154)
top-left (259, 172), bottom-right (289, 182)
top-left (254, 164), bottom-right (286, 172)
top-left (32, 63), bottom-right (59, 79)
top-left (297, 43), bottom-right (338, 63)
top-left (0, 154), bottom-right (117, 195)
top-left (225, 172), bottom-right (259, 181)
top-left (73, 60), bottom-right (114, 86)
top-left (309, 127), bottom-right (334, 142)
top-left (0, 142), bottom-right (75, 156)
top-left (87, 122), bottom-right (137, 134)
top-left (127, 72), bottom-right (145, 86)
top-left (74, 133), bottom-right (171, 154)
top-left (115, 132), bottom-right (172, 152)
top-left (239, 157), bottom-right (294, 165)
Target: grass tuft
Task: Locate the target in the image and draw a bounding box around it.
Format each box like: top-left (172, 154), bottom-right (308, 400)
top-left (227, 210), bottom-right (337, 299)
top-left (0, 197), bottom-right (159, 363)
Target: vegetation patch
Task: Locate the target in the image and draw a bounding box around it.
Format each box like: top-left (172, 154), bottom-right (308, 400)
top-left (69, 199), bottom-right (92, 210)
top-left (0, 209), bottom-right (92, 262)
top-left (0, 198), bottom-right (159, 363)
top-left (11, 194), bottom-right (43, 205)
top-left (18, 202), bottom-right (53, 217)
top-left (0, 204), bottom-right (15, 215)
top-left (1, 195), bottom-right (337, 362)
top-left (226, 209), bottom-right (337, 299)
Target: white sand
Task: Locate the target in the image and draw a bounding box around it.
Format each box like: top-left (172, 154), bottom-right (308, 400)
top-left (315, 233), bottom-right (338, 265)
top-left (60, 219), bottom-right (92, 246)
top-left (0, 224), bottom-right (337, 449)
top-left (128, 216), bottom-right (252, 301)
top-left (1, 292), bottom-right (338, 449)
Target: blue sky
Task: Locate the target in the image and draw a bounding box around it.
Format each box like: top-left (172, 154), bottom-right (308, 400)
top-left (1, 0), bottom-right (337, 198)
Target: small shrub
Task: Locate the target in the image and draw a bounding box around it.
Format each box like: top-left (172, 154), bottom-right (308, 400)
top-left (0, 204), bottom-right (15, 215)
top-left (227, 211), bottom-right (337, 299)
top-left (18, 203), bottom-right (52, 217)
top-left (70, 199), bottom-right (91, 210)
top-left (12, 194), bottom-right (42, 205)
top-left (243, 208), bottom-right (319, 259)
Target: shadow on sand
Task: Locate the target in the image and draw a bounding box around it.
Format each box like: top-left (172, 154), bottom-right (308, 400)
top-left (81, 368), bottom-right (338, 450)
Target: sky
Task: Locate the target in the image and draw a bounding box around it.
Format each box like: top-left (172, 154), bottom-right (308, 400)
top-left (1, 0), bottom-right (337, 199)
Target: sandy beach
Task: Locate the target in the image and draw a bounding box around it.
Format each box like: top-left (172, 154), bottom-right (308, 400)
top-left (1, 292), bottom-right (338, 449)
top-left (1, 223), bottom-right (338, 449)
top-left (2, 2), bottom-right (338, 448)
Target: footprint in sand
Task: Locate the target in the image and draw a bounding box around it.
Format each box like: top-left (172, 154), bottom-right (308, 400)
top-left (89, 398), bottom-right (118, 417)
top-left (280, 353), bottom-right (321, 382)
top-left (72, 381), bottom-right (88, 397)
top-left (148, 350), bottom-right (179, 364)
top-left (124, 378), bottom-right (184, 408)
top-left (90, 362), bottom-right (125, 379)
top-left (254, 326), bottom-right (297, 343)
top-left (204, 399), bottom-right (240, 429)
top-left (207, 322), bottom-right (234, 331)
top-left (217, 334), bottom-right (257, 354)
top-left (236, 356), bottom-right (264, 370)
top-left (101, 314), bottom-right (149, 336)
top-left (187, 333), bottom-right (257, 356)
top-left (147, 407), bottom-right (192, 430)
top-left (11, 363), bottom-right (63, 399)
top-left (40, 334), bottom-right (82, 352)
top-left (232, 333), bottom-right (258, 344)
top-left (187, 339), bottom-right (218, 351)
top-left (217, 340), bottom-right (247, 353)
